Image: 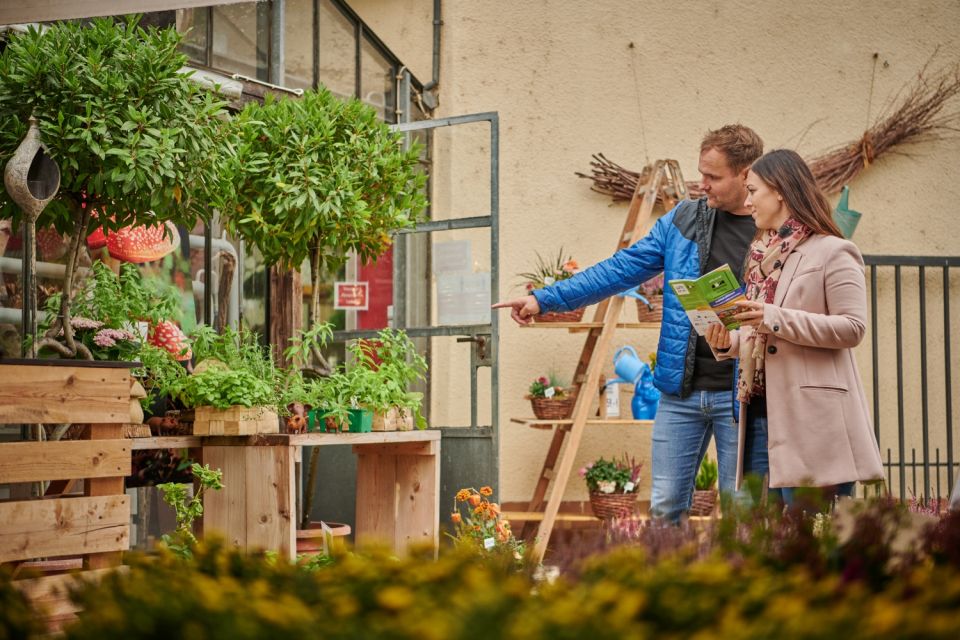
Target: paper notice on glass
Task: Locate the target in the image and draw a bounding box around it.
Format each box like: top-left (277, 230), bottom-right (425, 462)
top-left (432, 240), bottom-right (471, 274)
top-left (436, 272), bottom-right (491, 325)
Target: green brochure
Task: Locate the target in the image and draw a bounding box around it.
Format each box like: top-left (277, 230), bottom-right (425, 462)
top-left (667, 264), bottom-right (747, 336)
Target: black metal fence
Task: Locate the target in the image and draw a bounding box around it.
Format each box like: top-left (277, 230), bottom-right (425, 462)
top-left (865, 255), bottom-right (959, 502)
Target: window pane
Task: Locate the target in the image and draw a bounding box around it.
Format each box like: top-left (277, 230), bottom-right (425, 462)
top-left (318, 0), bottom-right (356, 99)
top-left (211, 2), bottom-right (269, 80)
top-left (283, 0), bottom-right (314, 90)
top-left (360, 36), bottom-right (394, 122)
top-left (176, 8), bottom-right (208, 65)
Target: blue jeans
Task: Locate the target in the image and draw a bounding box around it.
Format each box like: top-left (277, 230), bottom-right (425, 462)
top-left (746, 406), bottom-right (855, 507)
top-left (650, 390), bottom-right (740, 522)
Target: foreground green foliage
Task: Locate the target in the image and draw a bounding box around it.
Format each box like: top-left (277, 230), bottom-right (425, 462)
top-left (3, 500), bottom-right (957, 639)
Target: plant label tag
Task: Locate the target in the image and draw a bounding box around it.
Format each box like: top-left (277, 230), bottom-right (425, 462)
top-left (624, 481), bottom-right (635, 492)
top-left (544, 387), bottom-right (555, 399)
top-left (483, 537), bottom-right (496, 550)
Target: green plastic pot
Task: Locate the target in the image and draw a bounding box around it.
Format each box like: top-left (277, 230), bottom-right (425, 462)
top-left (348, 408), bottom-right (373, 433)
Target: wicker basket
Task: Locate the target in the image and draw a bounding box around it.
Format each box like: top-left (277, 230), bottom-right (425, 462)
top-left (589, 491), bottom-right (640, 520)
top-left (527, 390), bottom-right (577, 420)
top-left (689, 489), bottom-right (718, 516)
top-left (635, 293), bottom-right (663, 323)
top-left (534, 308), bottom-right (585, 323)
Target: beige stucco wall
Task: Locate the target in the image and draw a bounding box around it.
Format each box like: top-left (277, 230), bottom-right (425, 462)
top-left (350, 0), bottom-right (960, 503)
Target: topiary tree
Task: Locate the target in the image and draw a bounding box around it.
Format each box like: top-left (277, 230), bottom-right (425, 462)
top-left (0, 17), bottom-right (234, 358)
top-left (223, 88), bottom-right (427, 370)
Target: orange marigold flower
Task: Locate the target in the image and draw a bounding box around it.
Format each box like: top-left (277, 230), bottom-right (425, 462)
top-left (474, 505), bottom-right (484, 516)
top-left (468, 494), bottom-right (482, 507)
top-left (479, 486), bottom-right (493, 496)
top-left (450, 512), bottom-right (462, 524)
top-left (489, 502), bottom-right (500, 514)
top-left (455, 489), bottom-right (471, 503)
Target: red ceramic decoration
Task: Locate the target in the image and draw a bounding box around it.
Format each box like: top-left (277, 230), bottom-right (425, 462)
top-left (106, 220), bottom-right (180, 263)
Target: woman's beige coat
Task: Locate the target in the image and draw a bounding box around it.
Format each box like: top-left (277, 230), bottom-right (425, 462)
top-left (716, 234), bottom-right (884, 489)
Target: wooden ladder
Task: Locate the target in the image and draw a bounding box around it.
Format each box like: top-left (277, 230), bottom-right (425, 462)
top-left (522, 160), bottom-right (688, 560)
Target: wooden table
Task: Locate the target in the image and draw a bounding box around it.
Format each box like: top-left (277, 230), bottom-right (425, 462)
top-left (199, 430), bottom-right (441, 560)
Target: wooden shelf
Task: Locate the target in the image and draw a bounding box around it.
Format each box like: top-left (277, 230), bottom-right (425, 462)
top-left (128, 430), bottom-right (441, 449)
top-left (129, 436), bottom-right (202, 450)
top-left (520, 321), bottom-right (660, 333)
top-left (510, 417), bottom-right (654, 430)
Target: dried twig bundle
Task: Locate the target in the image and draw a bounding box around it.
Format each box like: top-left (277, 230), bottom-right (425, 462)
top-left (809, 60), bottom-right (960, 195)
top-left (579, 59), bottom-right (960, 201)
top-left (575, 154), bottom-right (702, 203)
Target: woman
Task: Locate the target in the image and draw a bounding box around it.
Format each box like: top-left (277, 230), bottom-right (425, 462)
top-left (705, 149), bottom-right (883, 505)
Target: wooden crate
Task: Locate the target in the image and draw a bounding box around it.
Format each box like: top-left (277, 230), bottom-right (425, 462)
top-left (371, 407), bottom-right (414, 432)
top-left (0, 360), bottom-right (131, 424)
top-left (193, 406), bottom-right (280, 436)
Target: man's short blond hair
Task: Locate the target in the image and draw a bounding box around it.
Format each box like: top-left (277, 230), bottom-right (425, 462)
top-left (700, 124), bottom-right (764, 172)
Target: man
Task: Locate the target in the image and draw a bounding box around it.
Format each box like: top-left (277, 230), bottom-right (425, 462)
top-left (493, 125), bottom-right (763, 522)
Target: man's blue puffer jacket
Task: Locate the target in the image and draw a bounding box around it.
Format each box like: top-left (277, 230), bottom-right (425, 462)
top-left (532, 197), bottom-right (718, 398)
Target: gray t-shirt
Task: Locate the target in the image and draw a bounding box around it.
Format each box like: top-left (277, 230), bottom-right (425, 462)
top-left (691, 210), bottom-right (756, 391)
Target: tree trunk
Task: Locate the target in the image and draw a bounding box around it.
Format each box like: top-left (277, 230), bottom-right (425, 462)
top-left (34, 197), bottom-right (92, 359)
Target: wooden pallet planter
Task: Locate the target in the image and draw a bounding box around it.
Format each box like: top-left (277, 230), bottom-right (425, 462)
top-left (192, 405), bottom-right (280, 436)
top-left (0, 359), bottom-right (134, 573)
top-left (0, 360), bottom-right (132, 424)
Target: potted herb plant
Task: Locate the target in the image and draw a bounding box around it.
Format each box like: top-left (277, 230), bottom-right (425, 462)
top-left (581, 455), bottom-right (643, 520)
top-left (517, 248), bottom-right (580, 322)
top-left (527, 374), bottom-right (577, 421)
top-left (169, 327), bottom-right (280, 435)
top-left (351, 329), bottom-right (428, 431)
top-left (690, 456), bottom-right (719, 516)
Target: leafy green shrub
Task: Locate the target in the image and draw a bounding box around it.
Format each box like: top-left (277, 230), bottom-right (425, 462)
top-left (0, 17), bottom-right (233, 357)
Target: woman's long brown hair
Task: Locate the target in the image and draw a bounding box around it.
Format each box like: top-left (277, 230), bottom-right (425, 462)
top-left (751, 149), bottom-right (844, 238)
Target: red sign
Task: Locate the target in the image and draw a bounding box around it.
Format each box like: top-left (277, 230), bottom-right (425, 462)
top-left (334, 282), bottom-right (369, 310)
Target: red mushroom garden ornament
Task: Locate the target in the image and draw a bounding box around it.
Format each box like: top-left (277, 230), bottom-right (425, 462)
top-left (85, 226), bottom-right (107, 250)
top-left (106, 220), bottom-right (180, 263)
top-left (149, 320), bottom-right (192, 361)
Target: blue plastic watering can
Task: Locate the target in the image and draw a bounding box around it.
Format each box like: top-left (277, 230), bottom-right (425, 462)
top-left (609, 345), bottom-right (644, 386)
top-left (605, 346), bottom-right (661, 419)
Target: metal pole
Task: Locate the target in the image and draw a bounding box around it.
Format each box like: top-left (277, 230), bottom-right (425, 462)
top-left (895, 265), bottom-right (905, 499)
top-left (270, 0), bottom-right (285, 86)
top-left (944, 266), bottom-right (954, 496)
top-left (919, 267), bottom-right (930, 499)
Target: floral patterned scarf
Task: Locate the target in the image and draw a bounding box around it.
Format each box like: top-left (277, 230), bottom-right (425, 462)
top-left (736, 218), bottom-right (812, 402)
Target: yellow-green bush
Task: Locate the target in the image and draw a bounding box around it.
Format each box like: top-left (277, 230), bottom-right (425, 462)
top-left (4, 502), bottom-right (960, 639)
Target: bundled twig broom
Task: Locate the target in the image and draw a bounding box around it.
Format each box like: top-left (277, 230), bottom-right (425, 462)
top-left (580, 60), bottom-right (960, 200)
